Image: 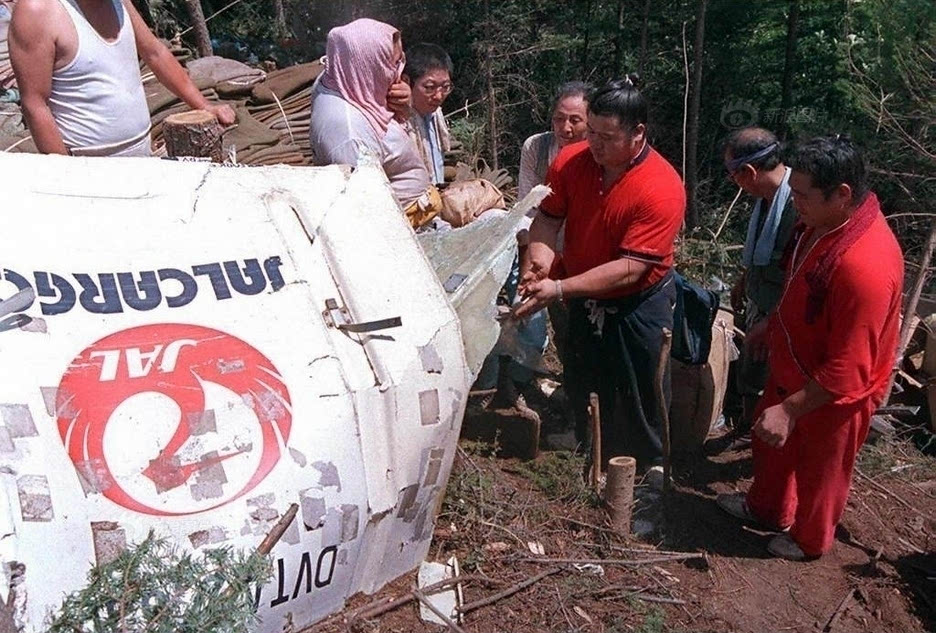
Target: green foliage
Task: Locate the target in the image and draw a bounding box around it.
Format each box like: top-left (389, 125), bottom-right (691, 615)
top-left (165, 0), bottom-right (933, 275)
top-left (47, 532), bottom-right (272, 633)
top-left (514, 450), bottom-right (598, 505)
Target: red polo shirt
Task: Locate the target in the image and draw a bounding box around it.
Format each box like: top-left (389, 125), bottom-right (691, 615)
top-left (540, 141), bottom-right (685, 298)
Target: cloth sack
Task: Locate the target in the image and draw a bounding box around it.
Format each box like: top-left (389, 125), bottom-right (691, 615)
top-left (438, 179), bottom-right (505, 228)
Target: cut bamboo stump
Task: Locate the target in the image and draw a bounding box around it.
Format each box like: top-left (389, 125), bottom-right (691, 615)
top-left (164, 110), bottom-right (224, 162)
top-left (605, 456), bottom-right (636, 536)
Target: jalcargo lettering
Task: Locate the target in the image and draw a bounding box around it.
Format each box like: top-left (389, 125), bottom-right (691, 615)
top-left (0, 256), bottom-right (285, 317)
top-left (56, 324), bottom-right (292, 516)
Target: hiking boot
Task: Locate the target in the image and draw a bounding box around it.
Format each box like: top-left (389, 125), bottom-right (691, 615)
top-left (767, 533), bottom-right (814, 561)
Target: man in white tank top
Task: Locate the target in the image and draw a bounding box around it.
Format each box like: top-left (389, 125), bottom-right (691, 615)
top-left (9, 0), bottom-right (234, 156)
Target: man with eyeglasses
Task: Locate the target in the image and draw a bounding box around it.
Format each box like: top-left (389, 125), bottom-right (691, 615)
top-left (723, 127), bottom-right (798, 438)
top-left (514, 78), bottom-right (685, 489)
top-left (402, 42), bottom-right (453, 185)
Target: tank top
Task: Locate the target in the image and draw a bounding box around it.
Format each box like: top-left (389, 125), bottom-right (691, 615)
top-left (49, 0), bottom-right (151, 151)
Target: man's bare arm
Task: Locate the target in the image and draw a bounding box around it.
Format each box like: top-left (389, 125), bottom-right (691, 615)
top-left (123, 0), bottom-right (235, 125)
top-left (560, 256), bottom-right (651, 299)
top-left (519, 212), bottom-right (562, 287)
top-left (9, 0), bottom-right (68, 154)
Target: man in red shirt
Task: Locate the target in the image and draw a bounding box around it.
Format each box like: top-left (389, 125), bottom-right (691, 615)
top-left (718, 136), bottom-right (903, 560)
top-left (515, 78), bottom-right (685, 483)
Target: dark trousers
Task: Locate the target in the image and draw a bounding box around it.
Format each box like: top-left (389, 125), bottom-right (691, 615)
top-left (565, 273), bottom-right (676, 470)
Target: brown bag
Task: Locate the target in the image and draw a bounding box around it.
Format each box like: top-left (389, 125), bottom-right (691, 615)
top-left (439, 179), bottom-right (506, 228)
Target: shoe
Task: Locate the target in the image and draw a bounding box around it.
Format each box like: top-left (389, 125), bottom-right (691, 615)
top-left (767, 533), bottom-right (813, 561)
top-left (642, 465), bottom-right (667, 492)
top-left (716, 493), bottom-right (790, 532)
top-left (716, 492), bottom-right (757, 522)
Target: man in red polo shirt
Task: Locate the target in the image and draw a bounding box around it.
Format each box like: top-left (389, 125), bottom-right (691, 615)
top-left (717, 136), bottom-right (903, 560)
top-left (514, 78), bottom-right (685, 483)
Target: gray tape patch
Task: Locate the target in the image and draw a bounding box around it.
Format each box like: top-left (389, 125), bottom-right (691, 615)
top-left (0, 427), bottom-right (14, 453)
top-left (22, 318), bottom-right (47, 333)
top-left (190, 452), bottom-right (228, 501)
top-left (188, 410), bottom-right (217, 436)
top-left (312, 461), bottom-right (341, 491)
top-left (40, 387), bottom-right (58, 418)
top-left (422, 447), bottom-right (445, 487)
top-left (299, 491), bottom-right (326, 531)
top-left (418, 344), bottom-right (444, 374)
top-left (75, 458), bottom-right (111, 494)
top-left (289, 448), bottom-right (307, 468)
top-left (448, 388), bottom-right (464, 430)
top-left (188, 526), bottom-right (227, 548)
top-left (418, 390), bottom-right (440, 426)
top-left (17, 475), bottom-right (52, 521)
top-left (217, 358), bottom-right (246, 374)
top-left (396, 484), bottom-right (419, 521)
top-left (0, 405), bottom-right (37, 438)
top-left (91, 521), bottom-right (126, 565)
top-left (281, 517), bottom-right (301, 545)
top-left (340, 505), bottom-right (359, 543)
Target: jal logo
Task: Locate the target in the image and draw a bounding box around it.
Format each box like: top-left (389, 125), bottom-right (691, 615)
top-left (56, 324), bottom-right (292, 516)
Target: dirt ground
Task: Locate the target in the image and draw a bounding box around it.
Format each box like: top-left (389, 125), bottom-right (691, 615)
top-left (307, 351), bottom-right (936, 633)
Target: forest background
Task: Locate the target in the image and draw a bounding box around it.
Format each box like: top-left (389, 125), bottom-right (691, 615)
top-left (140, 0), bottom-right (935, 286)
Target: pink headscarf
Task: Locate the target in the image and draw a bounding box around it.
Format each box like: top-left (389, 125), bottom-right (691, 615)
top-left (320, 18), bottom-right (402, 137)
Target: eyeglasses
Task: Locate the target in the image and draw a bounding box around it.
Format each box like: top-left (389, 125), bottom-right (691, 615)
top-left (419, 81), bottom-right (454, 96)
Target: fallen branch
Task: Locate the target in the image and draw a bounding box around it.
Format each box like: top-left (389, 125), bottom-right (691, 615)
top-left (523, 553), bottom-right (705, 566)
top-left (575, 542), bottom-right (703, 557)
top-left (256, 503), bottom-right (298, 555)
top-left (413, 588), bottom-right (468, 633)
top-left (455, 568), bottom-right (562, 614)
top-left (634, 594), bottom-right (687, 605)
top-left (855, 469), bottom-right (931, 520)
top-left (822, 587), bottom-right (856, 632)
top-left (348, 574), bottom-right (498, 626)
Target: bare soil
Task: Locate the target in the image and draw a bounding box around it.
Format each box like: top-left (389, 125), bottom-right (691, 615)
top-left (307, 379), bottom-right (935, 633)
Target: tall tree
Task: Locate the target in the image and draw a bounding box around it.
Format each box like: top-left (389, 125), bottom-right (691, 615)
top-left (779, 0), bottom-right (801, 137)
top-left (183, 0), bottom-right (212, 57)
top-left (685, 0), bottom-right (708, 228)
top-left (638, 0), bottom-right (652, 75)
top-left (614, 0), bottom-right (627, 75)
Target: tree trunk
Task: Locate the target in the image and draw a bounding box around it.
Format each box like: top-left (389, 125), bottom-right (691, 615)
top-left (131, 0), bottom-right (156, 29)
top-left (684, 0), bottom-right (707, 229)
top-left (485, 45), bottom-right (498, 171)
top-left (613, 0), bottom-right (626, 75)
top-left (638, 0), bottom-right (652, 76)
top-left (779, 0), bottom-right (801, 138)
top-left (580, 0), bottom-right (593, 70)
top-left (164, 110), bottom-right (224, 162)
top-left (183, 0), bottom-right (213, 58)
top-left (272, 0), bottom-right (287, 36)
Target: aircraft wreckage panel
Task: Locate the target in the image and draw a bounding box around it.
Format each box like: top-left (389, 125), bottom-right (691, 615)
top-left (0, 154), bottom-right (502, 631)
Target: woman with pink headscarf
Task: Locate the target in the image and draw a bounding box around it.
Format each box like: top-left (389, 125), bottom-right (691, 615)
top-left (309, 18), bottom-right (439, 226)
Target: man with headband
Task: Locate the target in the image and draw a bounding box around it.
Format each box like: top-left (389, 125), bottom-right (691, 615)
top-left (718, 136), bottom-right (902, 560)
top-left (723, 127), bottom-right (799, 437)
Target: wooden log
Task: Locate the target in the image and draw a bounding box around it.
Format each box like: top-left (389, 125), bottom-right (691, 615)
top-left (605, 456), bottom-right (636, 536)
top-left (163, 110), bottom-right (224, 162)
top-left (588, 392), bottom-right (602, 490)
